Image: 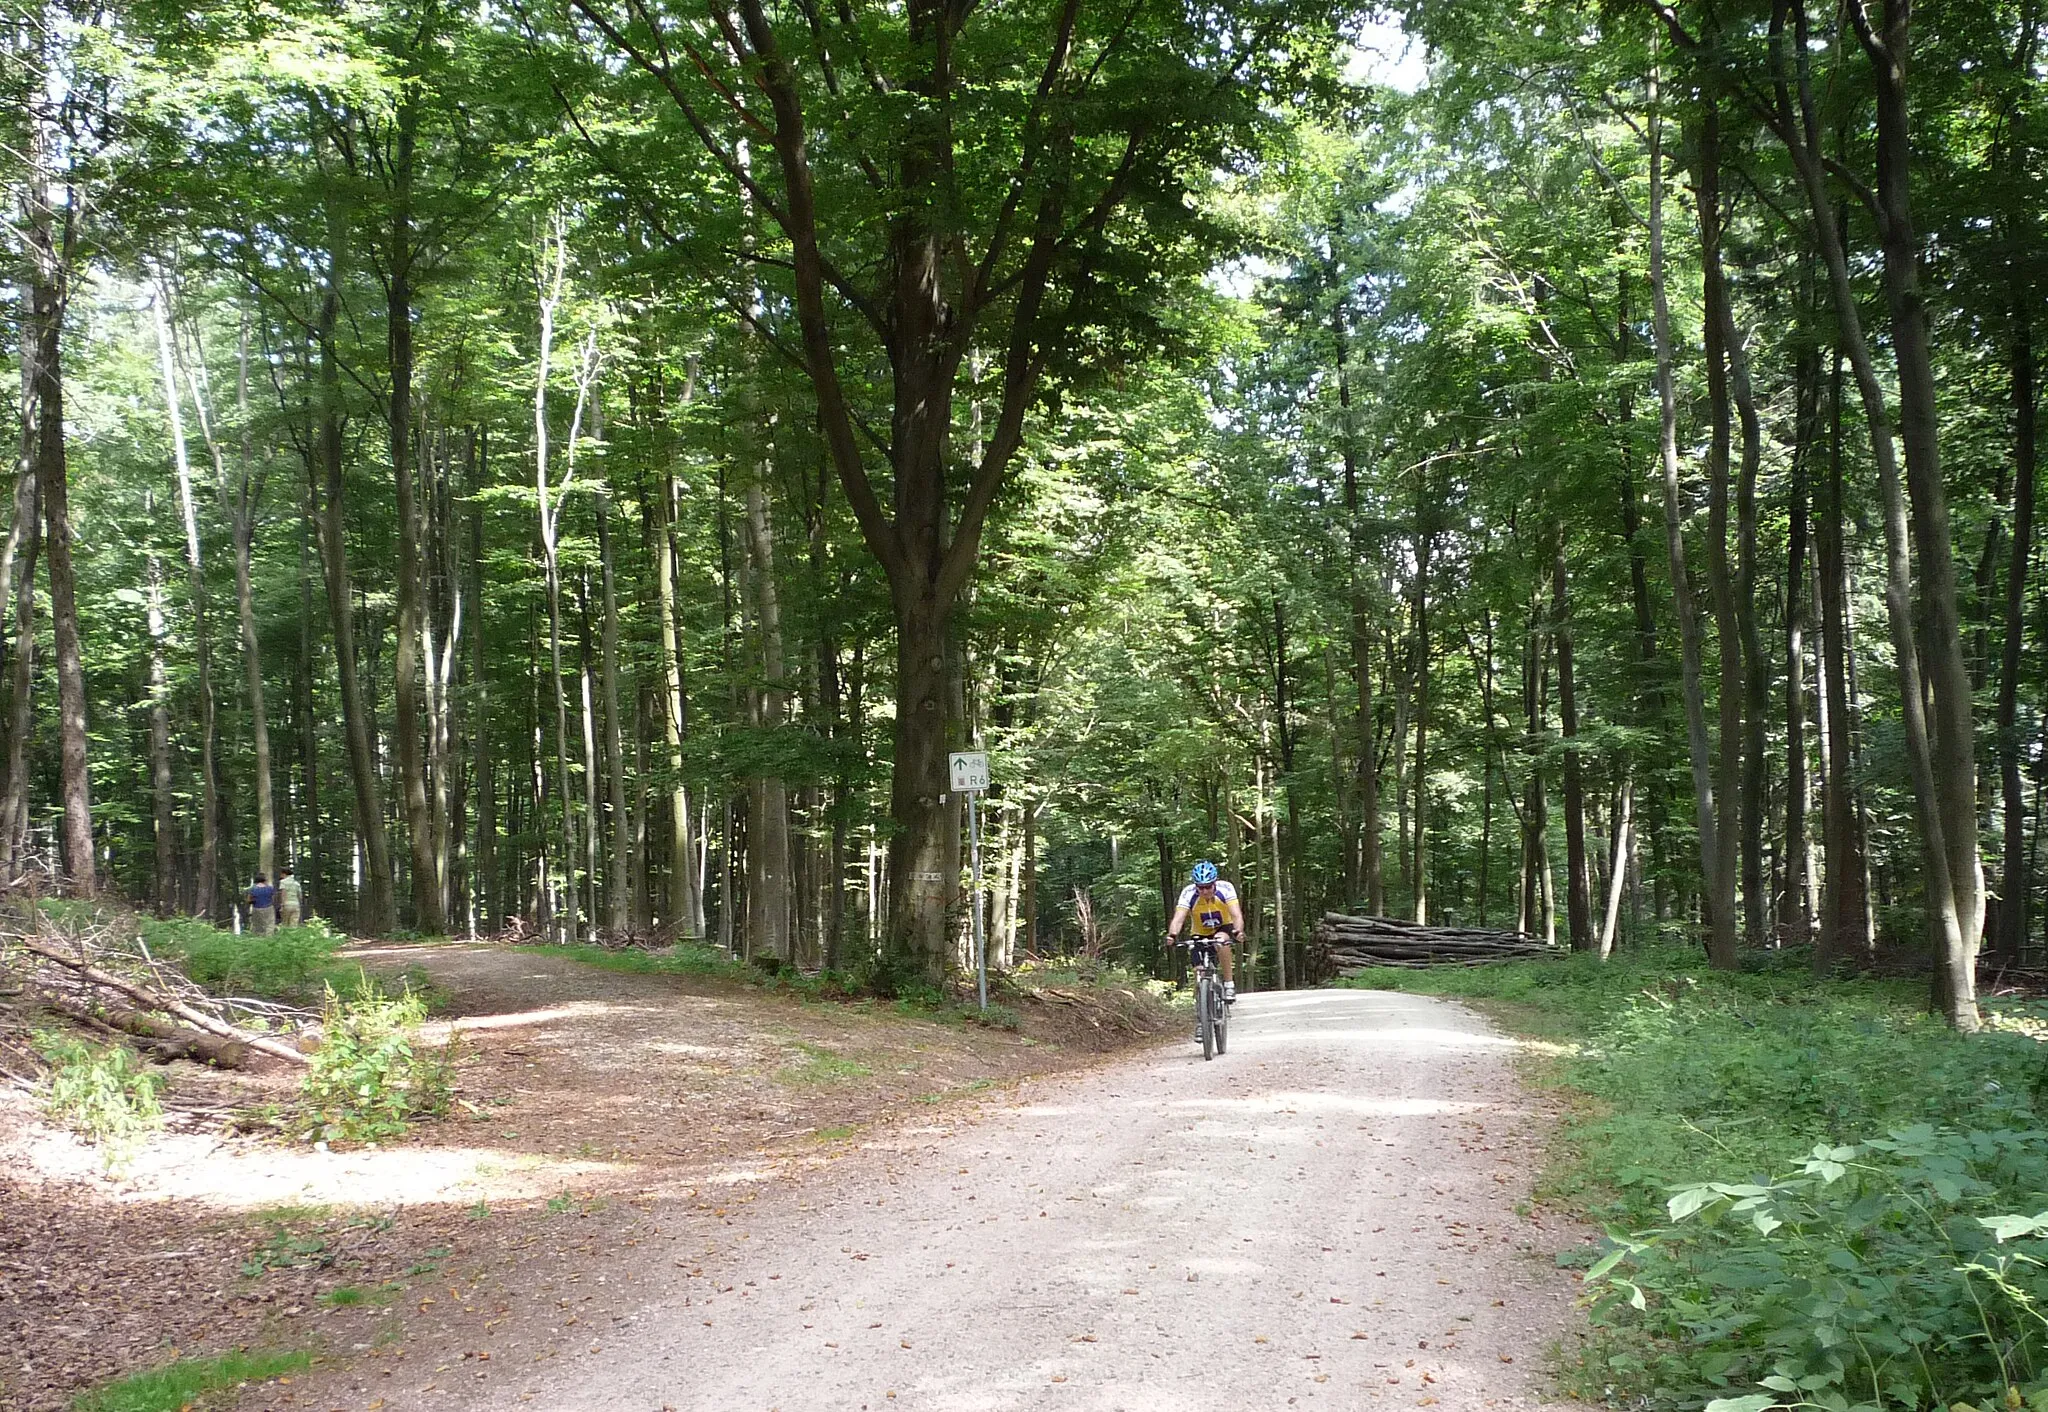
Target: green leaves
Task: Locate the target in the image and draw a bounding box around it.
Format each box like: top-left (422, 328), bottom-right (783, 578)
top-left (1982, 1213), bottom-right (2048, 1244)
top-left (1702, 1396), bottom-right (1779, 1412)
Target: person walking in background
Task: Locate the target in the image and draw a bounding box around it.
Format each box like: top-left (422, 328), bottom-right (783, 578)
top-left (276, 866), bottom-right (303, 928)
top-left (247, 873), bottom-right (276, 935)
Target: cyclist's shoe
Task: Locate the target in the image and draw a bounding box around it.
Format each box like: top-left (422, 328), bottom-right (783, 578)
top-left (1223, 982), bottom-right (1236, 1003)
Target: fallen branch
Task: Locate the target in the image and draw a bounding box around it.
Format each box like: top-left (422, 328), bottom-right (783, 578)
top-left (34, 988), bottom-right (251, 1068)
top-left (16, 935), bottom-right (308, 1067)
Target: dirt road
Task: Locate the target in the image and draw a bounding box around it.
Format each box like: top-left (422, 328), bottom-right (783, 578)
top-left (411, 989), bottom-right (1586, 1412)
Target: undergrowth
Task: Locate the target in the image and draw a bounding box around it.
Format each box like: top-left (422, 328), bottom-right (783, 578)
top-left (138, 916), bottom-right (351, 1002)
top-left (299, 978), bottom-right (452, 1143)
top-left (70, 1347), bottom-right (311, 1412)
top-left (31, 1030), bottom-right (165, 1170)
top-left (1343, 950), bottom-right (2048, 1411)
top-left (38, 898), bottom-right (367, 1006)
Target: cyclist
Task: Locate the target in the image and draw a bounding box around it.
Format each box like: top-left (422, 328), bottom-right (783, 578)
top-left (1166, 860), bottom-right (1240, 1003)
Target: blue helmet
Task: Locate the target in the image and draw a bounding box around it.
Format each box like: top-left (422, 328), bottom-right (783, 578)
top-left (1191, 860), bottom-right (1220, 886)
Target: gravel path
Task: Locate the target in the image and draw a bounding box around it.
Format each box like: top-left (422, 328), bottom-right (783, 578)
top-left (428, 988), bottom-right (1588, 1412)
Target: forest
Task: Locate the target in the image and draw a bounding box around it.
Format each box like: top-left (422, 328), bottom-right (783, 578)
top-left (1, 0), bottom-right (2040, 1029)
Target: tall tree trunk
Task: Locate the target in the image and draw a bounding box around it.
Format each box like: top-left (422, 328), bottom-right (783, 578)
top-left (1781, 328), bottom-right (1819, 945)
top-left (1770, 0), bottom-right (1973, 1018)
top-left (1554, 535), bottom-right (1594, 949)
top-left (146, 526), bottom-right (177, 913)
top-left (1725, 263), bottom-right (1771, 951)
top-left (1519, 595), bottom-right (1549, 940)
top-left (1649, 63), bottom-right (1734, 967)
top-left (387, 109), bottom-right (444, 934)
top-left (1861, 0), bottom-right (1983, 1023)
top-left (152, 292), bottom-right (220, 917)
top-left (653, 367), bottom-right (702, 934)
top-left (1600, 766), bottom-right (1633, 956)
top-left (1336, 293), bottom-right (1382, 911)
top-left (534, 231), bottom-right (589, 944)
top-left (1695, 99), bottom-right (1748, 961)
top-left (1997, 275), bottom-right (2038, 960)
top-left (1815, 347), bottom-right (1872, 969)
top-left (313, 206), bottom-right (396, 934)
top-left (228, 320), bottom-right (275, 878)
top-left (744, 478), bottom-right (793, 962)
top-left (1410, 527), bottom-right (1431, 926)
top-left (576, 575), bottom-right (603, 930)
top-left (598, 487), bottom-right (632, 935)
top-left (296, 475), bottom-right (321, 915)
top-left (0, 462), bottom-right (37, 878)
top-left (26, 128), bottom-right (93, 896)
top-left (470, 429), bottom-right (495, 933)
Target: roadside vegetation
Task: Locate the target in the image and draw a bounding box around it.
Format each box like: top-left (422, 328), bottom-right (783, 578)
top-left (5, 901), bottom-right (451, 1163)
top-left (1344, 954), bottom-right (2048, 1412)
top-left (68, 1348), bottom-right (311, 1412)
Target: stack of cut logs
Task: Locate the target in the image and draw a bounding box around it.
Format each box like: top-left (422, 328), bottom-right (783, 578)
top-left (1314, 912), bottom-right (1554, 973)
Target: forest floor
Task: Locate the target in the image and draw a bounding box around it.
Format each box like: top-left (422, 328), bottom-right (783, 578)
top-left (238, 988), bottom-right (1589, 1412)
top-left (0, 942), bottom-right (1173, 1411)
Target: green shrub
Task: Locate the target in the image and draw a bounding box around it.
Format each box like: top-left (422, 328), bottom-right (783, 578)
top-left (1347, 950), bottom-right (2048, 1409)
top-left (300, 978), bottom-right (451, 1143)
top-left (1592, 1128), bottom-right (2048, 1411)
top-left (32, 1031), bottom-right (165, 1169)
top-left (146, 917), bottom-right (348, 1002)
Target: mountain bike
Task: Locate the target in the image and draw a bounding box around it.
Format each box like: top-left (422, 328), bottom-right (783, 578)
top-left (1180, 934), bottom-right (1230, 1060)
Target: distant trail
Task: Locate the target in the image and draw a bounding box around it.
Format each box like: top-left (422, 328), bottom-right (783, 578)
top-left (416, 990), bottom-right (1589, 1412)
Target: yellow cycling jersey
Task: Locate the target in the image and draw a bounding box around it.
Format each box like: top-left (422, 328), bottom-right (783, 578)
top-left (1177, 880), bottom-right (1239, 937)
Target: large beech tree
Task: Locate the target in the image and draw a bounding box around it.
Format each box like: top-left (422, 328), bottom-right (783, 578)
top-left (548, 0), bottom-right (1350, 978)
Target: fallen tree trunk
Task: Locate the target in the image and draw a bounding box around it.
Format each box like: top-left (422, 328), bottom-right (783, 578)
top-left (35, 988), bottom-right (251, 1067)
top-left (17, 935), bottom-right (309, 1066)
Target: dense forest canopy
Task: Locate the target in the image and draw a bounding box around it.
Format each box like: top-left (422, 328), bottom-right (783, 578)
top-left (1, 0), bottom-right (2041, 1024)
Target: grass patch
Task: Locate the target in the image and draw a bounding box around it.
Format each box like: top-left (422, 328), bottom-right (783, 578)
top-left (318, 1283), bottom-right (398, 1308)
top-left (1344, 949), bottom-right (2048, 1410)
top-left (812, 1123), bottom-right (858, 1141)
top-left (774, 1041), bottom-right (872, 1085)
top-left (71, 1348), bottom-right (311, 1412)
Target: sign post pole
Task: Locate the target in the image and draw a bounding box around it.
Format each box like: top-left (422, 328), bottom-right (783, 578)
top-left (968, 792), bottom-right (984, 1013)
top-left (948, 751), bottom-right (991, 1013)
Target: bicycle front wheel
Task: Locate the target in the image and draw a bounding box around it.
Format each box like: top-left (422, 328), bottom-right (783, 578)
top-left (1198, 975), bottom-right (1215, 1060)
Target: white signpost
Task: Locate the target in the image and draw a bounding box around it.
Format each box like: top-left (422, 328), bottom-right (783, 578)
top-left (949, 751), bottom-right (991, 1012)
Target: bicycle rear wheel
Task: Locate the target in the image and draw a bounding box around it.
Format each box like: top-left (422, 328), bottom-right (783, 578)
top-left (1198, 975), bottom-right (1215, 1060)
top-left (1214, 988), bottom-right (1228, 1055)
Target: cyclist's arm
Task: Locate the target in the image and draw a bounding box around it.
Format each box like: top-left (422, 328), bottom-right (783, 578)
top-left (1223, 895), bottom-right (1246, 938)
top-left (1166, 902), bottom-right (1190, 941)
